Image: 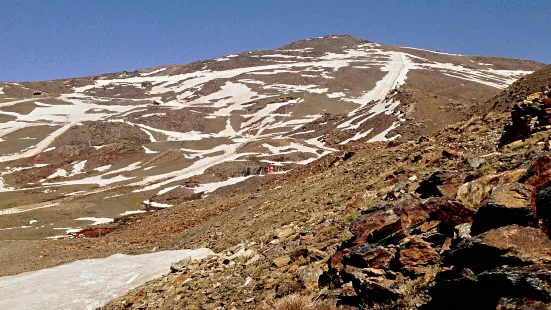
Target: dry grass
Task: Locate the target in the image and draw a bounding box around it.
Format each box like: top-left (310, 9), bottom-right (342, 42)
top-left (273, 293), bottom-right (332, 310)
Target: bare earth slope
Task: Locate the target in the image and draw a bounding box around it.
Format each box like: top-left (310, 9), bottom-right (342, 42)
top-left (0, 35), bottom-right (544, 241)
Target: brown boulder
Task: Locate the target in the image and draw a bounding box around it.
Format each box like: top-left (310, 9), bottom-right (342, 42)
top-left (421, 197), bottom-right (474, 229)
top-left (521, 155), bottom-right (551, 188)
top-left (450, 225), bottom-right (551, 272)
top-left (399, 237), bottom-right (441, 273)
top-left (470, 183), bottom-right (535, 235)
top-left (456, 169), bottom-right (526, 210)
top-left (350, 209), bottom-right (402, 246)
top-left (393, 198), bottom-right (428, 230)
top-left (329, 248), bottom-right (352, 272)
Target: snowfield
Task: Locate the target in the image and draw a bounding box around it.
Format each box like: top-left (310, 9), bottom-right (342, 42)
top-left (0, 249), bottom-right (213, 310)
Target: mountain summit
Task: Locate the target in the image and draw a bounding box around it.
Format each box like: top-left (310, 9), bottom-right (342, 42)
top-left (0, 35), bottom-right (545, 240)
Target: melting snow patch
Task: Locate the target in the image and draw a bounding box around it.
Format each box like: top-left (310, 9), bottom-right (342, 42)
top-left (104, 194), bottom-right (123, 199)
top-left (191, 175), bottom-right (254, 194)
top-left (46, 168), bottom-right (68, 179)
top-left (0, 248), bottom-right (214, 310)
top-left (143, 146), bottom-right (159, 154)
top-left (327, 92), bottom-right (346, 98)
top-left (70, 160), bottom-right (87, 176)
top-left (157, 185), bottom-right (180, 195)
top-left (75, 217), bottom-right (114, 225)
top-left (140, 67), bottom-right (167, 76)
top-left (94, 165), bottom-right (112, 172)
top-left (151, 202), bottom-right (172, 208)
top-left (119, 210), bottom-right (146, 216)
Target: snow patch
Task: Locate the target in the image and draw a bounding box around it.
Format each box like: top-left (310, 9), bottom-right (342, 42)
top-left (0, 249), bottom-right (213, 310)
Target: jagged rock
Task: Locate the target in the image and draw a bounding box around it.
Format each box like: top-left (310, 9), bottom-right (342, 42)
top-left (499, 103), bottom-right (533, 147)
top-left (392, 198), bottom-right (428, 230)
top-left (470, 183), bottom-right (534, 235)
top-left (350, 209), bottom-right (402, 246)
top-left (398, 236), bottom-right (441, 274)
top-left (347, 275), bottom-right (401, 306)
top-left (456, 169), bottom-right (526, 209)
top-left (450, 225), bottom-right (551, 273)
top-left (426, 265), bottom-right (551, 309)
top-left (329, 248), bottom-right (352, 272)
top-left (414, 171), bottom-right (457, 198)
top-left (421, 197), bottom-right (474, 229)
top-left (342, 245), bottom-right (397, 270)
top-left (170, 257), bottom-right (192, 272)
top-left (521, 155), bottom-right (551, 187)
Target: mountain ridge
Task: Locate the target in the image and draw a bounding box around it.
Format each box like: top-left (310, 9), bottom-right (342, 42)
top-left (0, 34), bottom-right (545, 241)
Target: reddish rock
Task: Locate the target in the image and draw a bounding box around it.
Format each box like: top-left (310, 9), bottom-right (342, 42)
top-left (417, 220), bottom-right (440, 233)
top-left (451, 225), bottom-right (551, 272)
top-left (470, 183), bottom-right (534, 235)
top-left (329, 248), bottom-right (353, 272)
top-left (421, 198), bottom-right (474, 228)
top-left (399, 236), bottom-right (441, 273)
top-left (350, 209), bottom-right (402, 246)
top-left (520, 155), bottom-right (551, 187)
top-left (393, 198), bottom-right (429, 230)
top-left (342, 245), bottom-right (397, 270)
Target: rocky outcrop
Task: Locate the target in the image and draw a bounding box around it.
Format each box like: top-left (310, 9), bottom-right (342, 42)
top-left (470, 183), bottom-right (534, 235)
top-left (319, 152), bottom-right (551, 309)
top-left (499, 85), bottom-right (551, 146)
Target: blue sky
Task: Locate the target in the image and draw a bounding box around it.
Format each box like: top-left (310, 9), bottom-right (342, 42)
top-left (1, 1), bottom-right (548, 81)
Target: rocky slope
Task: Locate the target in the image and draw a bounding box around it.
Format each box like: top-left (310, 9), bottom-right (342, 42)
top-left (0, 35), bottom-right (544, 241)
top-left (89, 66), bottom-right (551, 309)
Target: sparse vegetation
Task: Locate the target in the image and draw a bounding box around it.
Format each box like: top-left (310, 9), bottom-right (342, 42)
top-left (273, 293), bottom-right (331, 310)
